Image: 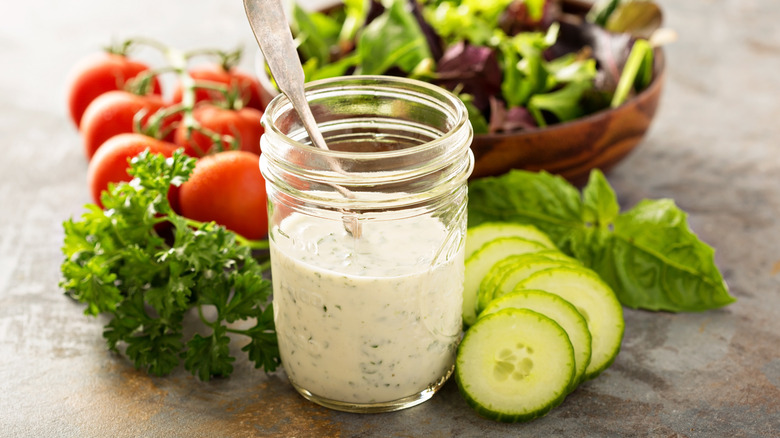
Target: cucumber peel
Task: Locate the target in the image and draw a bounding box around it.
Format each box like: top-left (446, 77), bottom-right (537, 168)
top-left (459, 220), bottom-right (627, 422)
top-left (456, 308), bottom-right (576, 423)
top-left (478, 255), bottom-right (580, 314)
top-left (463, 237), bottom-right (549, 326)
top-left (465, 222), bottom-right (555, 260)
top-left (517, 266), bottom-right (624, 380)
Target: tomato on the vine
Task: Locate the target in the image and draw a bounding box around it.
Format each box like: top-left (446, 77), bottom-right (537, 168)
top-left (87, 133), bottom-right (180, 209)
top-left (79, 90), bottom-right (178, 160)
top-left (173, 104), bottom-right (264, 157)
top-left (179, 150), bottom-right (268, 240)
top-left (66, 52), bottom-right (162, 128)
top-left (169, 65), bottom-right (272, 112)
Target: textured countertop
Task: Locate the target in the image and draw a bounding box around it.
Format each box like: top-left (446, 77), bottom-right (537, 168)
top-left (1, 0), bottom-right (779, 437)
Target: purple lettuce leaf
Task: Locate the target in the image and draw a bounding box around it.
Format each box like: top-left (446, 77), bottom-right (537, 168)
top-left (488, 96), bottom-right (538, 133)
top-left (434, 41), bottom-right (502, 112)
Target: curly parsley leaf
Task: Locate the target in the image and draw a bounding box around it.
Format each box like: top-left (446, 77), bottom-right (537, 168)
top-left (242, 305), bottom-right (282, 372)
top-left (184, 326), bottom-right (236, 382)
top-left (60, 149), bottom-right (279, 380)
top-left (468, 169), bottom-right (735, 312)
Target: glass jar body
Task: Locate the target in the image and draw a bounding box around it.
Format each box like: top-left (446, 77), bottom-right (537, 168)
top-left (260, 76), bottom-right (473, 413)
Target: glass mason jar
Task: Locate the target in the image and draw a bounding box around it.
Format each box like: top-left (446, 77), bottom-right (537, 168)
top-left (259, 75), bottom-right (474, 413)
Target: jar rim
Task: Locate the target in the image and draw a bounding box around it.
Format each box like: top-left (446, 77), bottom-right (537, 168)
top-left (261, 75), bottom-right (471, 161)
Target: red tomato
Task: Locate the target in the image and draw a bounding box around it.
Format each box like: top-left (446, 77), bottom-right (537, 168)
top-left (87, 133), bottom-right (180, 208)
top-left (173, 105), bottom-right (263, 157)
top-left (179, 151), bottom-right (268, 240)
top-left (80, 90), bottom-right (176, 160)
top-left (169, 65), bottom-right (272, 111)
top-left (66, 52), bottom-right (162, 128)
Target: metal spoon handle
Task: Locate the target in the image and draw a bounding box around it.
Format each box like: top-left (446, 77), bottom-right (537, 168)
top-left (244, 0), bottom-right (361, 237)
top-left (243, 0), bottom-right (329, 151)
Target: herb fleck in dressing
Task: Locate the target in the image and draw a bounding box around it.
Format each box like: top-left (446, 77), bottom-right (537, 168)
top-left (271, 212), bottom-right (464, 404)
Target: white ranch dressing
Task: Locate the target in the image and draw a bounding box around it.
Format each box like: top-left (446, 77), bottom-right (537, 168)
top-left (271, 211), bottom-right (464, 404)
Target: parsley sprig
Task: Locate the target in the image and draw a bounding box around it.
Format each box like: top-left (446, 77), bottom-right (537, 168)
top-left (60, 150), bottom-right (279, 380)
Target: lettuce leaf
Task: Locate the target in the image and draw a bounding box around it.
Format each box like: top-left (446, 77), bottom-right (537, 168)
top-left (468, 169), bottom-right (735, 312)
top-left (356, 0), bottom-right (433, 75)
top-left (292, 4), bottom-right (342, 68)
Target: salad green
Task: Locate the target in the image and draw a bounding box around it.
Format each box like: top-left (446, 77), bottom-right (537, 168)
top-left (288, 0), bottom-right (663, 133)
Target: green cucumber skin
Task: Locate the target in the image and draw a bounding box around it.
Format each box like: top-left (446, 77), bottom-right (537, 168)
top-left (517, 266), bottom-right (625, 380)
top-left (455, 372), bottom-right (567, 424)
top-left (465, 222), bottom-right (555, 259)
top-left (477, 257), bottom-right (581, 315)
top-left (455, 309), bottom-right (575, 423)
top-left (463, 237), bottom-right (549, 326)
top-left (476, 250), bottom-right (573, 311)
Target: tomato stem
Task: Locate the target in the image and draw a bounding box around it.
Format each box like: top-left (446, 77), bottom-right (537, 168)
top-left (182, 47), bottom-right (242, 69)
top-left (173, 76), bottom-right (243, 155)
top-left (193, 82), bottom-right (230, 104)
top-left (187, 123), bottom-right (240, 156)
top-left (131, 107), bottom-right (151, 136)
top-left (104, 38), bottom-right (135, 56)
top-left (180, 47), bottom-right (243, 71)
top-left (124, 36), bottom-right (170, 54)
top-left (107, 38), bottom-right (249, 154)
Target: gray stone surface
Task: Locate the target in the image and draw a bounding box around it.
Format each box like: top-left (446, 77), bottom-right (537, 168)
top-left (1, 0), bottom-right (778, 436)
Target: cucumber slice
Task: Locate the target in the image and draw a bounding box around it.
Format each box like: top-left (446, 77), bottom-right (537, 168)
top-left (456, 308), bottom-right (575, 423)
top-left (463, 237), bottom-right (549, 326)
top-left (517, 266), bottom-right (624, 380)
top-left (480, 289), bottom-right (592, 392)
top-left (477, 253), bottom-right (580, 314)
top-left (477, 250), bottom-right (576, 307)
top-left (465, 222), bottom-right (555, 259)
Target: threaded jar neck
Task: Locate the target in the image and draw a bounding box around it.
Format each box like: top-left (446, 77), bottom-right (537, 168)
top-left (260, 75), bottom-right (474, 212)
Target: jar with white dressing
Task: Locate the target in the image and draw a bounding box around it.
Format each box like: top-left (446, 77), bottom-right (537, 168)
top-left (260, 75), bottom-right (474, 413)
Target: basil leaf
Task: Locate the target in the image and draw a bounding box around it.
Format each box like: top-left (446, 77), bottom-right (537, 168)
top-left (597, 199), bottom-right (735, 311)
top-left (467, 169), bottom-right (735, 312)
top-left (582, 168), bottom-right (619, 225)
top-left (468, 170), bottom-right (583, 244)
top-left (572, 169), bottom-right (619, 267)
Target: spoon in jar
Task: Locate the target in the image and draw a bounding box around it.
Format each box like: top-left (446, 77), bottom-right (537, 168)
top-left (243, 0), bottom-right (361, 237)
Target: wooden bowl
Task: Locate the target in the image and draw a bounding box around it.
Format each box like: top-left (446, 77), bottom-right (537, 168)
top-left (256, 0), bottom-right (666, 185)
top-left (470, 49), bottom-right (665, 184)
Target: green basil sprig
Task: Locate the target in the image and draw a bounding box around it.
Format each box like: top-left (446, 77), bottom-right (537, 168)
top-left (468, 169), bottom-right (735, 312)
